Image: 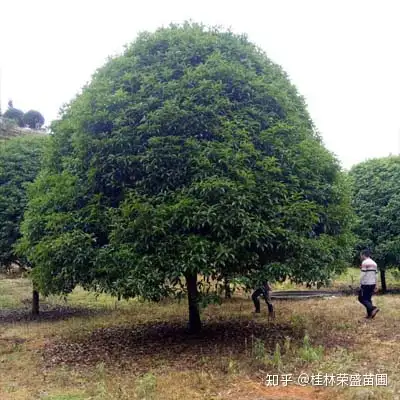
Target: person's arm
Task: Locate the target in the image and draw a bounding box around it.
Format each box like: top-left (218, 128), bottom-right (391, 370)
top-left (359, 260), bottom-right (366, 287)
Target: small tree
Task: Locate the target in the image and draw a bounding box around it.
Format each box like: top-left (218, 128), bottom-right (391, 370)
top-left (19, 23), bottom-right (354, 332)
top-left (349, 156), bottom-right (400, 292)
top-left (0, 136), bottom-right (48, 313)
top-left (4, 106), bottom-right (24, 127)
top-left (23, 110), bottom-right (45, 129)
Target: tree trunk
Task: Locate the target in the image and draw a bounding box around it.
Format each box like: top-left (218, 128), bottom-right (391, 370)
top-left (32, 289), bottom-right (39, 316)
top-left (224, 277), bottom-right (231, 299)
top-left (185, 273), bottom-right (202, 333)
top-left (380, 269), bottom-right (387, 293)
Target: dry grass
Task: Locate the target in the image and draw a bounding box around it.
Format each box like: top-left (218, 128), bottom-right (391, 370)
top-left (0, 273), bottom-right (399, 400)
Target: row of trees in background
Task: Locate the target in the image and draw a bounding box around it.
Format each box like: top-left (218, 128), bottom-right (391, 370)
top-left (0, 23), bottom-right (398, 331)
top-left (1, 100), bottom-right (45, 130)
top-left (350, 158), bottom-right (400, 292)
top-left (0, 136), bottom-right (47, 268)
top-left (0, 136), bottom-right (48, 314)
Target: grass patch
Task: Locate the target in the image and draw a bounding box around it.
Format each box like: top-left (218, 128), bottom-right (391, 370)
top-left (135, 373), bottom-right (157, 400)
top-left (297, 333), bottom-right (324, 364)
top-left (331, 267), bottom-right (400, 291)
top-left (42, 396), bottom-right (86, 400)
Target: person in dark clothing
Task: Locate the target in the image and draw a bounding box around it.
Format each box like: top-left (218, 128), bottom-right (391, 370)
top-left (252, 281), bottom-right (275, 318)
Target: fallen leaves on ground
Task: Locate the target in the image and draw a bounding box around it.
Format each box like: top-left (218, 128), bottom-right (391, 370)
top-left (42, 318), bottom-right (302, 373)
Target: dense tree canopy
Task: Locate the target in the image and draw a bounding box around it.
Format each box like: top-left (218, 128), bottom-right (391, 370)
top-left (18, 23), bottom-right (354, 331)
top-left (0, 136), bottom-right (47, 269)
top-left (349, 156), bottom-right (400, 292)
top-left (23, 110), bottom-right (45, 129)
top-left (3, 107), bottom-right (25, 127)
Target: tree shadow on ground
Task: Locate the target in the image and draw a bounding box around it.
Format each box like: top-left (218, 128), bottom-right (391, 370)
top-left (0, 303), bottom-right (108, 324)
top-left (382, 288), bottom-right (400, 295)
top-left (43, 318), bottom-right (304, 373)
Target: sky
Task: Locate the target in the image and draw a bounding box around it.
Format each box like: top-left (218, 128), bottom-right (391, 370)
top-left (0, 0), bottom-right (399, 170)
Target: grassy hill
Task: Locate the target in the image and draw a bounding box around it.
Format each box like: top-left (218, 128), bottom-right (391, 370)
top-left (0, 117), bottom-right (48, 140)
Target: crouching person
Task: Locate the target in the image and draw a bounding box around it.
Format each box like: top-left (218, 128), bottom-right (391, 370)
top-left (252, 281), bottom-right (275, 318)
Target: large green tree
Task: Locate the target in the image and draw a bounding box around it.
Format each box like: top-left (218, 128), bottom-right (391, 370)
top-left (18, 23), bottom-right (354, 332)
top-left (349, 156), bottom-right (400, 292)
top-left (23, 110), bottom-right (45, 129)
top-left (0, 135), bottom-right (48, 313)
